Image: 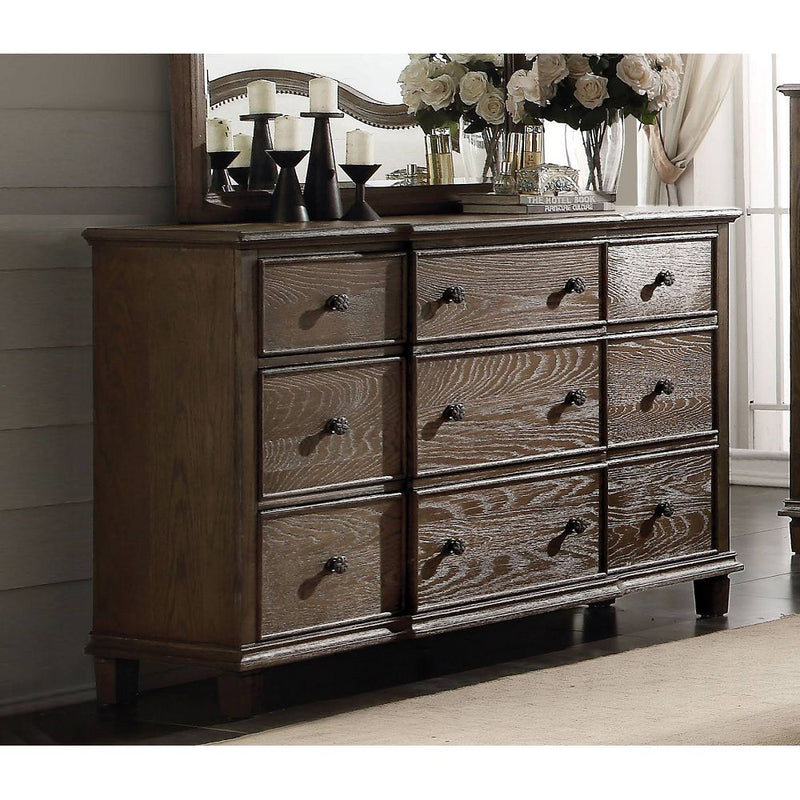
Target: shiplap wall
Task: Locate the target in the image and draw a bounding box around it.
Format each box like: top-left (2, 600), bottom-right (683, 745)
top-left (0, 54), bottom-right (174, 714)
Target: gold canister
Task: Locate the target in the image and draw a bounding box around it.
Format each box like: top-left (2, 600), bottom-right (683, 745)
top-left (524, 121), bottom-right (545, 168)
top-left (425, 129), bottom-right (455, 185)
top-left (505, 131), bottom-right (525, 178)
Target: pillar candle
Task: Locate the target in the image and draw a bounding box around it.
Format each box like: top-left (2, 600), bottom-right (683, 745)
top-left (274, 115), bottom-right (303, 151)
top-left (229, 133), bottom-right (253, 167)
top-left (345, 129), bottom-right (375, 164)
top-left (206, 118), bottom-right (233, 152)
top-left (247, 79), bottom-right (277, 114)
top-left (309, 77), bottom-right (338, 113)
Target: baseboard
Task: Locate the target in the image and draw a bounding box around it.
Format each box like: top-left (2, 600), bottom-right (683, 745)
top-left (0, 684), bottom-right (96, 718)
top-left (730, 448), bottom-right (789, 488)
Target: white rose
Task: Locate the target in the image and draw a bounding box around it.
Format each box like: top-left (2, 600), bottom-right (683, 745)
top-left (446, 54), bottom-right (472, 64)
top-left (536, 54), bottom-right (569, 87)
top-left (506, 95), bottom-right (526, 124)
top-left (647, 66), bottom-right (680, 110)
top-left (459, 71), bottom-right (489, 105)
top-left (574, 73), bottom-right (609, 109)
top-left (475, 87), bottom-right (506, 125)
top-left (408, 53), bottom-right (431, 61)
top-left (616, 54), bottom-right (658, 95)
top-left (398, 60), bottom-right (428, 88)
top-left (401, 85), bottom-right (425, 113)
top-left (420, 74), bottom-right (457, 111)
top-left (507, 67), bottom-right (547, 106)
top-left (566, 54), bottom-right (591, 79)
top-left (471, 53), bottom-right (504, 67)
top-left (648, 53), bottom-right (684, 74)
top-left (427, 61), bottom-right (445, 78)
top-left (442, 61), bottom-right (468, 82)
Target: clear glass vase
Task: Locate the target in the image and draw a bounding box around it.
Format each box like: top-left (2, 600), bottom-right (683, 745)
top-left (564, 111), bottom-right (624, 199)
top-left (460, 125), bottom-right (505, 183)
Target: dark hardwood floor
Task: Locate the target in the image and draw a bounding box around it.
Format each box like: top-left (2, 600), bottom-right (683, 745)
top-left (1, 485), bottom-right (797, 746)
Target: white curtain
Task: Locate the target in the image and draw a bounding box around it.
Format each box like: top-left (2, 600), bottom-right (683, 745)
top-left (644, 54), bottom-right (741, 205)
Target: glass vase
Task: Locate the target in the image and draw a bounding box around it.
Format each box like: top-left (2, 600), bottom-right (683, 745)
top-left (460, 125), bottom-right (505, 183)
top-left (564, 111), bottom-right (624, 199)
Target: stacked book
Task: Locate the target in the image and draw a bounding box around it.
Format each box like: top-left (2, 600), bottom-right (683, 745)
top-left (460, 192), bottom-right (616, 215)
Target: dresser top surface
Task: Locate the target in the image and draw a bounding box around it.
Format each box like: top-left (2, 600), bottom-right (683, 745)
top-left (83, 206), bottom-right (741, 247)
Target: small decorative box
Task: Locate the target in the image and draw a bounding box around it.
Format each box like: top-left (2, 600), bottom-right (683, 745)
top-left (516, 162), bottom-right (581, 195)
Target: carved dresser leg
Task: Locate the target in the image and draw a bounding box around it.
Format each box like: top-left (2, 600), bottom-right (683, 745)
top-left (94, 657), bottom-right (139, 705)
top-left (694, 575), bottom-right (731, 618)
top-left (790, 519), bottom-right (800, 554)
top-left (217, 672), bottom-right (262, 718)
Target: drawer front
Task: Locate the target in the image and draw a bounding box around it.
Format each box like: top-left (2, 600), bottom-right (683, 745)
top-left (607, 239), bottom-right (712, 321)
top-left (416, 471), bottom-right (600, 608)
top-left (607, 332), bottom-right (713, 445)
top-left (607, 452), bottom-right (714, 569)
top-left (416, 245), bottom-right (600, 340)
top-left (416, 344), bottom-right (600, 474)
top-left (260, 254), bottom-right (404, 354)
top-left (261, 359), bottom-right (404, 496)
top-left (260, 496), bottom-right (404, 636)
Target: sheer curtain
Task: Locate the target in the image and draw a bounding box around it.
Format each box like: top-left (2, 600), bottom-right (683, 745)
top-left (644, 54), bottom-right (741, 205)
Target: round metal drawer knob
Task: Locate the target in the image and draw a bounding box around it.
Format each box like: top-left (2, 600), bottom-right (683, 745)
top-left (441, 285), bottom-right (466, 304)
top-left (442, 403), bottom-right (466, 421)
top-left (655, 501), bottom-right (675, 518)
top-left (326, 416), bottom-right (350, 435)
top-left (564, 517), bottom-right (588, 534)
top-left (564, 276), bottom-right (587, 294)
top-left (325, 293), bottom-right (350, 312)
top-left (654, 378), bottom-right (675, 396)
top-left (565, 388), bottom-right (587, 406)
top-left (324, 555), bottom-right (349, 574)
top-left (443, 538), bottom-right (466, 556)
top-left (655, 270), bottom-right (676, 287)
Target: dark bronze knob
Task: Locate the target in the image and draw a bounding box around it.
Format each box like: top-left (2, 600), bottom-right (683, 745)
top-left (654, 378), bottom-right (675, 396)
top-left (441, 285), bottom-right (466, 304)
top-left (442, 403), bottom-right (466, 421)
top-left (655, 501), bottom-right (675, 518)
top-left (564, 517), bottom-right (588, 534)
top-left (565, 389), bottom-right (587, 406)
top-left (443, 538), bottom-right (466, 556)
top-left (326, 416), bottom-right (350, 435)
top-left (324, 555), bottom-right (349, 574)
top-left (564, 276), bottom-right (587, 294)
top-left (655, 270), bottom-right (675, 287)
top-left (325, 293), bottom-right (350, 312)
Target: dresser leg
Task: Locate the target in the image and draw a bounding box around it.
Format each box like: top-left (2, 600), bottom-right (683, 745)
top-left (790, 519), bottom-right (800, 554)
top-left (694, 575), bottom-right (731, 618)
top-left (217, 672), bottom-right (262, 718)
top-left (94, 657), bottom-right (139, 705)
top-left (589, 598), bottom-right (616, 608)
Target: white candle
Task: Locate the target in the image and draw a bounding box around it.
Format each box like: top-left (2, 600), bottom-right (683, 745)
top-left (229, 133), bottom-right (252, 167)
top-left (247, 79), bottom-right (277, 114)
top-left (206, 118), bottom-right (233, 152)
top-left (274, 115), bottom-right (303, 151)
top-left (346, 129), bottom-right (375, 164)
top-left (309, 77), bottom-right (338, 113)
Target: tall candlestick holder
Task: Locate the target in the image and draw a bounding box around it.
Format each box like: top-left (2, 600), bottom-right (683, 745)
top-left (300, 111), bottom-right (344, 220)
top-left (228, 166), bottom-right (250, 192)
top-left (240, 112), bottom-right (281, 191)
top-left (267, 150), bottom-right (310, 222)
top-left (339, 164), bottom-right (381, 221)
top-left (207, 150), bottom-right (239, 193)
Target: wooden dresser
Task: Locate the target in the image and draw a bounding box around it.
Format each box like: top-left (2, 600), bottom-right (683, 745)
top-left (85, 207), bottom-right (742, 716)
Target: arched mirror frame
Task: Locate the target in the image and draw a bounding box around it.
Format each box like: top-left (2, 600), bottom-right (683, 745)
top-left (169, 54), bottom-right (526, 223)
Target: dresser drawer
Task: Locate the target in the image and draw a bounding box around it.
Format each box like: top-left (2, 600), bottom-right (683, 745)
top-left (416, 471), bottom-right (600, 608)
top-left (261, 358), bottom-right (404, 496)
top-left (607, 238), bottom-right (713, 321)
top-left (259, 254), bottom-right (404, 354)
top-left (415, 245), bottom-right (600, 341)
top-left (607, 332), bottom-right (713, 445)
top-left (260, 496), bottom-right (404, 636)
top-left (607, 452), bottom-right (714, 570)
top-left (416, 343), bottom-right (600, 474)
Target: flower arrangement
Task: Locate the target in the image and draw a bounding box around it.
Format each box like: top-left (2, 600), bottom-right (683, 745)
top-left (397, 53), bottom-right (506, 136)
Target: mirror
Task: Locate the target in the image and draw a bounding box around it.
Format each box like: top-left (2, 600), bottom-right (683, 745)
top-left (169, 54), bottom-right (522, 223)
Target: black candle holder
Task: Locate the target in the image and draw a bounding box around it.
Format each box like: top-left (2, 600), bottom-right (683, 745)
top-left (300, 111), bottom-right (344, 220)
top-left (240, 112), bottom-right (281, 191)
top-left (339, 164), bottom-right (381, 221)
top-left (208, 150), bottom-right (238, 194)
top-left (267, 150), bottom-right (310, 222)
top-left (228, 166), bottom-right (250, 192)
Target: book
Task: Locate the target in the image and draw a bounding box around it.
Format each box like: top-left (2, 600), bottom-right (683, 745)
top-left (459, 192), bottom-right (614, 206)
top-left (462, 200), bottom-right (616, 215)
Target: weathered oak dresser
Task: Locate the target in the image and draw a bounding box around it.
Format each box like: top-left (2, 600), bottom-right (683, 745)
top-left (85, 206), bottom-right (742, 716)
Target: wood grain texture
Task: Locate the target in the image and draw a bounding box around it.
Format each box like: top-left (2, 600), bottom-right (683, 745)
top-left (416, 245), bottom-right (600, 340)
top-left (607, 332), bottom-right (713, 444)
top-left (261, 359), bottom-right (404, 495)
top-left (260, 496), bottom-right (404, 636)
top-left (416, 344), bottom-right (600, 474)
top-left (416, 471), bottom-right (600, 608)
top-left (260, 253), bottom-right (404, 354)
top-left (607, 452), bottom-right (714, 570)
top-left (607, 238), bottom-right (713, 320)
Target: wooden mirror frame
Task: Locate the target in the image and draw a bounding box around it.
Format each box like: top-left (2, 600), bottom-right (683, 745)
top-left (169, 54), bottom-right (526, 223)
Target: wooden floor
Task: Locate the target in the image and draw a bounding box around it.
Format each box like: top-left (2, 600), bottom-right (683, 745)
top-left (1, 485), bottom-right (797, 745)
